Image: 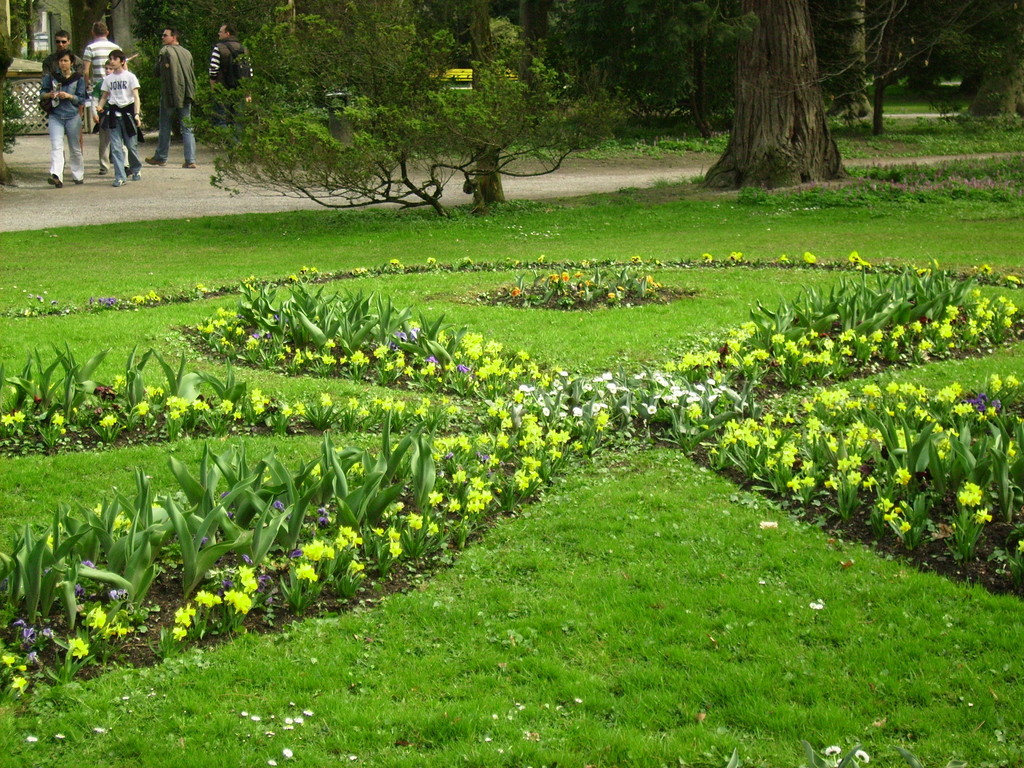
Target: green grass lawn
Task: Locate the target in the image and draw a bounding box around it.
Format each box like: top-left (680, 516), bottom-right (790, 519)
top-left (1, 172), bottom-right (1023, 767)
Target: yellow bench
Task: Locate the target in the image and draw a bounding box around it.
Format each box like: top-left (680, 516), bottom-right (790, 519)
top-left (442, 68), bottom-right (519, 88)
top-left (444, 69), bottom-right (474, 88)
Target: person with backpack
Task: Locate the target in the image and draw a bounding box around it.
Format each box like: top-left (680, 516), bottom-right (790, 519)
top-left (208, 23), bottom-right (251, 127)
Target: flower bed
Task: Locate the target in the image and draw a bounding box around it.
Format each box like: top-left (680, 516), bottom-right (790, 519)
top-left (3, 262), bottom-right (1023, 700)
top-left (476, 267), bottom-right (694, 309)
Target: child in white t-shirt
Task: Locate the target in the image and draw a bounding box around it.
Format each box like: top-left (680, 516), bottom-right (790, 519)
top-left (97, 50), bottom-right (143, 186)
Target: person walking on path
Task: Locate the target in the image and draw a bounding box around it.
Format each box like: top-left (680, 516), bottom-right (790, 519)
top-left (42, 31), bottom-right (84, 78)
top-left (81, 23), bottom-right (119, 177)
top-left (208, 23), bottom-right (248, 127)
top-left (147, 28), bottom-right (197, 169)
top-left (98, 50), bottom-right (143, 187)
top-left (82, 22), bottom-right (120, 175)
top-left (40, 49), bottom-right (88, 187)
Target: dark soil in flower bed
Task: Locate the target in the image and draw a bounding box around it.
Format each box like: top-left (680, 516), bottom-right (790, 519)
top-left (701, 452), bottom-right (1024, 600)
top-left (3, 542), bottom-right (474, 682)
top-left (475, 286), bottom-right (697, 311)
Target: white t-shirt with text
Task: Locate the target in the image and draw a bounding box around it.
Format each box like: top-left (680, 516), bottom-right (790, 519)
top-left (101, 70), bottom-right (140, 107)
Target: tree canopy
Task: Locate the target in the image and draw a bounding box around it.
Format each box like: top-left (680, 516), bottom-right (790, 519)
top-left (207, 0), bottom-right (618, 215)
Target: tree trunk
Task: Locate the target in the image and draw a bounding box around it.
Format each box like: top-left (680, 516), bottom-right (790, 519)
top-left (469, 0), bottom-right (504, 213)
top-left (691, 40), bottom-right (712, 139)
top-left (69, 0), bottom-right (110, 66)
top-left (704, 0), bottom-right (843, 189)
top-left (518, 0), bottom-right (552, 80)
top-left (0, 2), bottom-right (14, 185)
top-left (970, 25), bottom-right (1024, 117)
top-left (826, 0), bottom-right (870, 119)
top-left (871, 75), bottom-right (887, 135)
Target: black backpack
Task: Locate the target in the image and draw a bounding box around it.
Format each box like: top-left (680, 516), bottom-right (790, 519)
top-left (220, 41), bottom-right (252, 89)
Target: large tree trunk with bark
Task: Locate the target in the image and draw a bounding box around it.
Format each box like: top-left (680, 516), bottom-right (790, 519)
top-left (69, 0), bottom-right (110, 66)
top-left (704, 0), bottom-right (843, 189)
top-left (1, 2), bottom-right (14, 185)
top-left (826, 0), bottom-right (870, 119)
top-left (970, 25), bottom-right (1024, 117)
top-left (518, 0), bottom-right (552, 81)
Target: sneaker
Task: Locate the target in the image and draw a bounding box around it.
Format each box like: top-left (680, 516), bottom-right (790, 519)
top-left (144, 156), bottom-right (166, 166)
top-left (98, 168), bottom-right (108, 175)
top-left (49, 174), bottom-right (63, 188)
top-left (131, 173), bottom-right (141, 181)
top-left (182, 162), bottom-right (197, 169)
top-left (73, 179), bottom-right (84, 185)
top-left (112, 179), bottom-right (126, 187)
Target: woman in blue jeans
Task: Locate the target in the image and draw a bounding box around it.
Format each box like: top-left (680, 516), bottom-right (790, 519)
top-left (40, 49), bottom-right (87, 187)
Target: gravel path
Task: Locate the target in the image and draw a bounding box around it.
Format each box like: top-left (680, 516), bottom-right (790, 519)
top-left (0, 133), bottom-right (1012, 233)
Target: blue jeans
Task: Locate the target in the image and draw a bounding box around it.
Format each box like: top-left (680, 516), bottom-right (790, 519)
top-left (154, 99), bottom-right (196, 164)
top-left (108, 119), bottom-right (142, 183)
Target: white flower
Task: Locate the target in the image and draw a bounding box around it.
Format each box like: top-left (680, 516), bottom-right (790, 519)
top-left (824, 746), bottom-right (842, 756)
top-left (268, 761), bottom-right (278, 766)
top-left (282, 748), bottom-right (294, 758)
top-left (25, 736), bottom-right (38, 743)
top-left (302, 710), bottom-right (313, 717)
top-left (855, 750), bottom-right (870, 763)
top-left (809, 601), bottom-right (825, 610)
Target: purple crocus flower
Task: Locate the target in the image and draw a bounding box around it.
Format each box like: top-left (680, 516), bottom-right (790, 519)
top-left (242, 554), bottom-right (253, 565)
top-left (289, 549), bottom-right (304, 558)
top-left (273, 500), bottom-right (286, 511)
top-left (457, 364), bottom-right (471, 374)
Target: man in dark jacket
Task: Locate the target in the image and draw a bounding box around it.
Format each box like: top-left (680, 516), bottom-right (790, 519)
top-left (145, 28), bottom-right (197, 168)
top-left (42, 31), bottom-right (84, 78)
